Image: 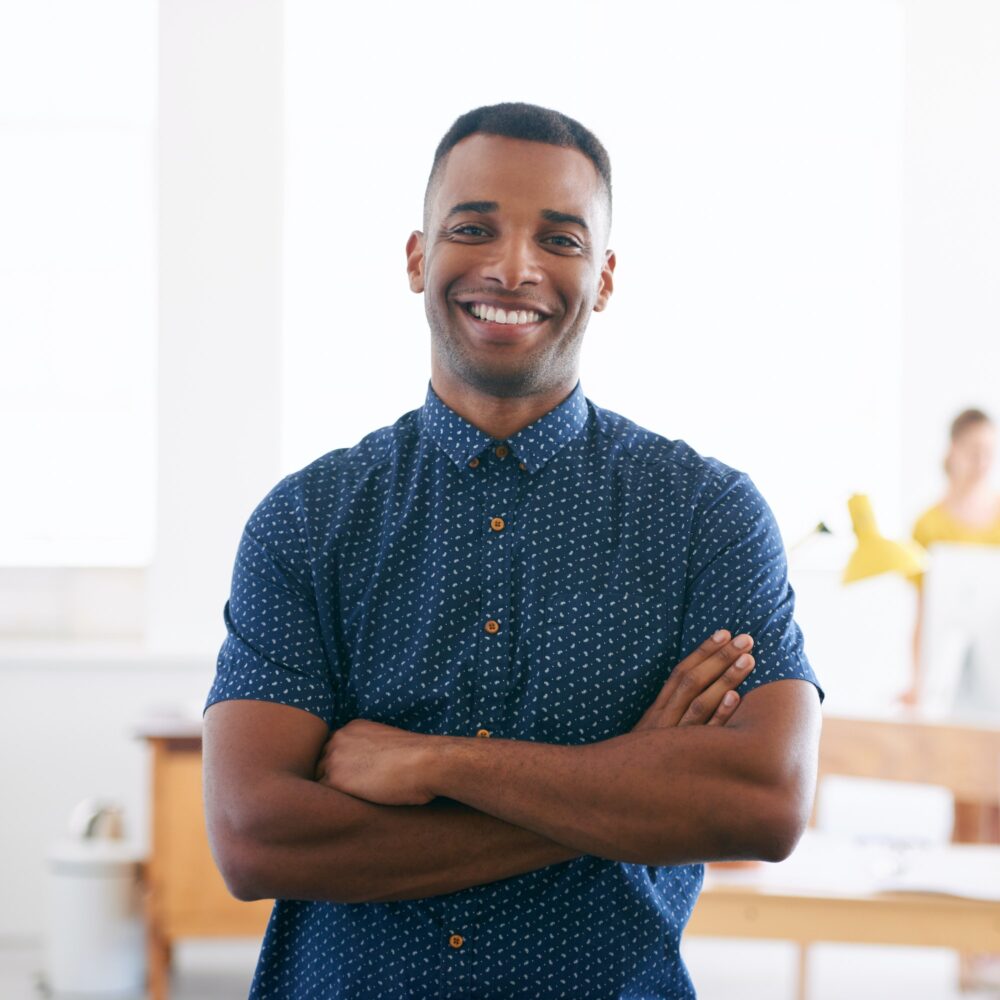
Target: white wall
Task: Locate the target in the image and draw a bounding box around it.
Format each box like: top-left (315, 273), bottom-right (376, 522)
top-left (900, 0), bottom-right (1000, 530)
top-left (792, 0), bottom-right (1000, 715)
top-left (0, 0), bottom-right (286, 940)
top-left (282, 0), bottom-right (905, 548)
top-left (148, 0), bottom-right (285, 657)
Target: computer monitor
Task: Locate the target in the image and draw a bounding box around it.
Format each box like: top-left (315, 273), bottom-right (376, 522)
top-left (918, 542), bottom-right (1000, 720)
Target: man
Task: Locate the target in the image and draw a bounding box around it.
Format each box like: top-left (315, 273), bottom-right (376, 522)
top-left (203, 101), bottom-right (824, 999)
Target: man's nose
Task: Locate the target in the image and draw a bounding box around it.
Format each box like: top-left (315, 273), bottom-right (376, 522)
top-left (480, 234), bottom-right (544, 288)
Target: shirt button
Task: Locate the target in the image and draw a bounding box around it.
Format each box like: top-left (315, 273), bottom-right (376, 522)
top-left (449, 934), bottom-right (464, 949)
top-left (476, 728), bottom-right (491, 738)
top-left (495, 444), bottom-right (509, 459)
top-left (468, 457), bottom-right (480, 468)
top-left (484, 619), bottom-right (500, 634)
top-left (518, 461), bottom-right (527, 471)
top-left (490, 516), bottom-right (506, 532)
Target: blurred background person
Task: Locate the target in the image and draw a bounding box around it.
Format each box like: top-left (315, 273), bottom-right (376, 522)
top-left (906, 407), bottom-right (1000, 990)
top-left (906, 407), bottom-right (1000, 715)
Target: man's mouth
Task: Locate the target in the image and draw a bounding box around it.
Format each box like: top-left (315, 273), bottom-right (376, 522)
top-left (462, 301), bottom-right (545, 326)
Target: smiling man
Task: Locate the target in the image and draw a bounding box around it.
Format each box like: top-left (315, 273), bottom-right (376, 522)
top-left (203, 102), bottom-right (824, 999)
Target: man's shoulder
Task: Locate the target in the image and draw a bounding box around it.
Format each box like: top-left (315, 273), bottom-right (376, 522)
top-left (587, 397), bottom-right (745, 491)
top-left (286, 406), bottom-right (421, 490)
top-left (244, 406), bottom-right (421, 534)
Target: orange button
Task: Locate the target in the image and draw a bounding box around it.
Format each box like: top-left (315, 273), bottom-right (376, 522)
top-left (484, 619), bottom-right (500, 634)
top-left (476, 728), bottom-right (491, 738)
top-left (468, 457), bottom-right (480, 468)
top-left (495, 444), bottom-right (509, 459)
top-left (518, 461), bottom-right (527, 471)
top-left (449, 933), bottom-right (464, 949)
top-left (490, 517), bottom-right (506, 532)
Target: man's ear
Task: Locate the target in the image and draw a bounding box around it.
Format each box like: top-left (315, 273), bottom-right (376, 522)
top-left (406, 231), bottom-right (425, 293)
top-left (593, 249), bottom-right (616, 312)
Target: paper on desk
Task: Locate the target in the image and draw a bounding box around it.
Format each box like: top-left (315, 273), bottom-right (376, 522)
top-left (703, 831), bottom-right (1000, 902)
top-left (873, 843), bottom-right (1000, 901)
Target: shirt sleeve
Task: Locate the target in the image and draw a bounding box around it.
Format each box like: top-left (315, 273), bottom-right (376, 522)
top-left (203, 472), bottom-right (339, 727)
top-left (681, 470), bottom-right (825, 704)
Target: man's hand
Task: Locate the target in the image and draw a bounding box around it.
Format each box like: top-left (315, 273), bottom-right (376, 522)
top-left (632, 630), bottom-right (755, 731)
top-left (314, 718), bottom-right (445, 805)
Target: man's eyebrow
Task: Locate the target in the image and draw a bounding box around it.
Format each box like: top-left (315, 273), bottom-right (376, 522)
top-left (446, 201), bottom-right (499, 218)
top-left (445, 201), bottom-right (590, 233)
top-left (540, 208), bottom-right (590, 232)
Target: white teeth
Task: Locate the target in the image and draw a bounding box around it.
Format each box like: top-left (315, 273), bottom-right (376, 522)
top-left (468, 302), bottom-right (542, 325)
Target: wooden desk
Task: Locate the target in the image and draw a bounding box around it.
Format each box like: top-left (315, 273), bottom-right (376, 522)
top-left (138, 723), bottom-right (271, 1000)
top-left (689, 833), bottom-right (1000, 950)
top-left (687, 711), bottom-right (1000, 999)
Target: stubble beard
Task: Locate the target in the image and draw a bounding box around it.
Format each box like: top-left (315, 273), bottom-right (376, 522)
top-left (428, 299), bottom-right (587, 400)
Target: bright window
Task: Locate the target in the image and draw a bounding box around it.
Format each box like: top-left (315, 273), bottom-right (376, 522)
top-left (0, 2), bottom-right (157, 565)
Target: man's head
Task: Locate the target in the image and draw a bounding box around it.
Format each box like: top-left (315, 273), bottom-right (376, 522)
top-left (422, 103), bottom-right (613, 243)
top-left (407, 102), bottom-right (616, 403)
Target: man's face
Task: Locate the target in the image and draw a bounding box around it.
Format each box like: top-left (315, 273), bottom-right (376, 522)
top-left (407, 133), bottom-right (615, 400)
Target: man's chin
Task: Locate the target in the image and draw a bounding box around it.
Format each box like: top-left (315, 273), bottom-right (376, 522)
top-left (431, 322), bottom-right (580, 400)
top-left (457, 365), bottom-right (545, 399)
top-left (439, 351), bottom-right (552, 400)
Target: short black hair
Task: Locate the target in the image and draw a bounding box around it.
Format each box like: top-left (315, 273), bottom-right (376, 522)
top-left (423, 101), bottom-right (612, 236)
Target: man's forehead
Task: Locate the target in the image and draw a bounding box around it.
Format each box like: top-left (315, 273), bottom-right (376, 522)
top-left (433, 134), bottom-right (602, 210)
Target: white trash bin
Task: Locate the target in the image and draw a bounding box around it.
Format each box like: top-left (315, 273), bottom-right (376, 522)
top-left (45, 802), bottom-right (146, 998)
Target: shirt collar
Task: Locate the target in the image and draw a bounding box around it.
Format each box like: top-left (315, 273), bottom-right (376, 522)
top-left (419, 379), bottom-right (589, 474)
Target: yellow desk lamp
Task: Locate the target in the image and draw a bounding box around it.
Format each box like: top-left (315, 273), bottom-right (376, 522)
top-left (789, 494), bottom-right (928, 584)
top-left (842, 493), bottom-right (927, 584)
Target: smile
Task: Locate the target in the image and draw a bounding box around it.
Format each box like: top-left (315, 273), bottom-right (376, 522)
top-left (463, 302), bottom-right (544, 326)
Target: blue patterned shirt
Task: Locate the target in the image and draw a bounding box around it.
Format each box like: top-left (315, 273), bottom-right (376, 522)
top-left (205, 378), bottom-right (824, 999)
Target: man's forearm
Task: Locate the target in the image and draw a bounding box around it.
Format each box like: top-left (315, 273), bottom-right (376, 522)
top-left (424, 719), bottom-right (808, 866)
top-left (228, 775), bottom-right (580, 904)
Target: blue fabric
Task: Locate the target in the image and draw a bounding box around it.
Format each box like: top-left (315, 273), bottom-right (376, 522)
top-left (205, 379), bottom-right (824, 999)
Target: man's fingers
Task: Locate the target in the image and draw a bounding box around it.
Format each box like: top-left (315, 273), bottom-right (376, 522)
top-left (650, 633), bottom-right (752, 712)
top-left (706, 689), bottom-right (740, 726)
top-left (677, 653), bottom-right (755, 725)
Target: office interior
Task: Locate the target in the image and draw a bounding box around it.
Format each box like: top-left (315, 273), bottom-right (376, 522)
top-left (2, 1), bottom-right (1000, 997)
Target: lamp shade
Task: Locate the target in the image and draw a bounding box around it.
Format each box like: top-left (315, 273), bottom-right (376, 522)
top-left (842, 493), bottom-right (928, 584)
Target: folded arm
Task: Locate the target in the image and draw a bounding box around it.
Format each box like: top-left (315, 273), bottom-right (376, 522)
top-left (203, 699), bottom-right (580, 905)
top-left (324, 678), bottom-right (822, 866)
top-left (203, 631), bottom-right (760, 903)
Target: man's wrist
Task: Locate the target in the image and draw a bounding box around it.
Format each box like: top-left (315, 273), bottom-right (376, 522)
top-left (423, 733), bottom-right (474, 800)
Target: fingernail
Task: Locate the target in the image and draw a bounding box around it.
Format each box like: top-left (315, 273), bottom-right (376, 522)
top-left (712, 629), bottom-right (727, 643)
top-left (723, 691), bottom-right (738, 706)
top-left (733, 635), bottom-right (751, 650)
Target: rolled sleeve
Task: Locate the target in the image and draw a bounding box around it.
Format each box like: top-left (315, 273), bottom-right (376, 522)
top-left (682, 470), bottom-right (825, 704)
top-left (204, 475), bottom-right (339, 727)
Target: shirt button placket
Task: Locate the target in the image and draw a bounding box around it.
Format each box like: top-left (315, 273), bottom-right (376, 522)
top-left (441, 893), bottom-right (476, 998)
top-left (475, 443), bottom-right (519, 730)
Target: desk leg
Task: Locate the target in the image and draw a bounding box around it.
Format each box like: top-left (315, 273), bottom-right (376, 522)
top-left (147, 918), bottom-right (171, 1000)
top-left (955, 800), bottom-right (1000, 991)
top-left (796, 943), bottom-right (809, 1000)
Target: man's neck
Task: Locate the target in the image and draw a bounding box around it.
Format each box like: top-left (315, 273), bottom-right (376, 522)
top-left (430, 375), bottom-right (578, 441)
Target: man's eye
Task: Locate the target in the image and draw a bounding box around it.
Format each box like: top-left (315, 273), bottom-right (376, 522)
top-left (547, 235), bottom-right (582, 248)
top-left (453, 224), bottom-right (488, 236)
